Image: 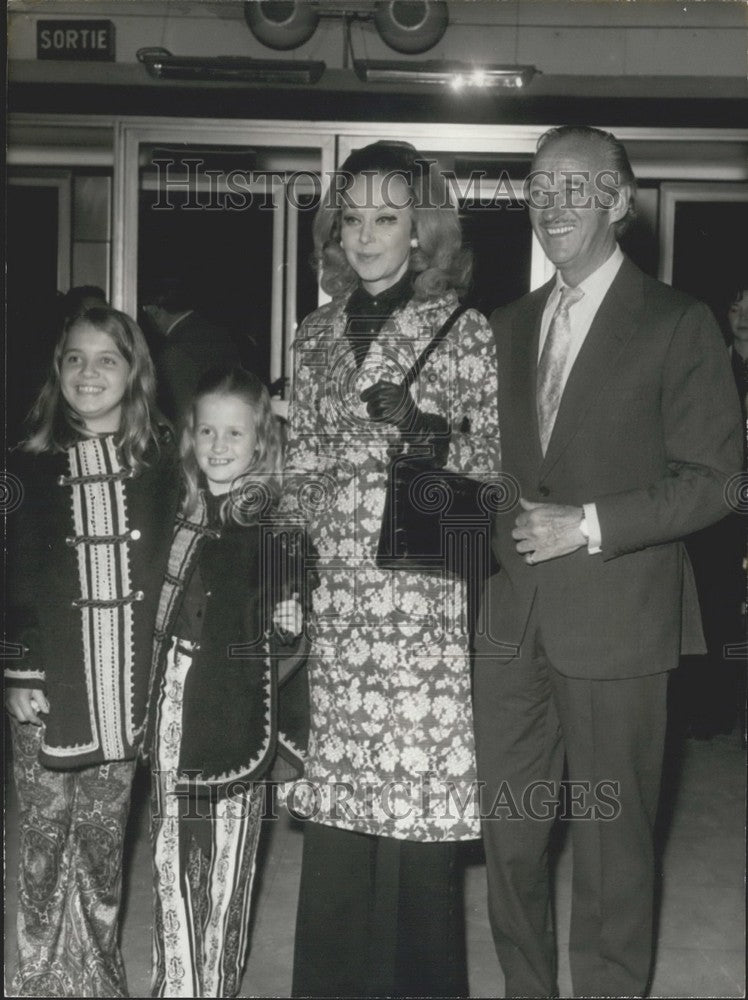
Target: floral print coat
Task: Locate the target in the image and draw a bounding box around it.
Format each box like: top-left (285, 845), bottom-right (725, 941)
top-left (279, 289), bottom-right (501, 841)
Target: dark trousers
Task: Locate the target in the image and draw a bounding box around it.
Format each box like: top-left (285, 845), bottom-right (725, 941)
top-left (292, 822), bottom-right (469, 998)
top-left (473, 620), bottom-right (668, 998)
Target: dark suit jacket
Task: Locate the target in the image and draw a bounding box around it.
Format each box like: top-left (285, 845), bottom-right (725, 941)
top-left (155, 311), bottom-right (242, 422)
top-left (478, 256), bottom-right (743, 680)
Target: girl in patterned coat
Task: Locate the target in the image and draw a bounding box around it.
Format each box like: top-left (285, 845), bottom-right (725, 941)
top-left (5, 307), bottom-right (180, 997)
top-left (283, 141), bottom-right (502, 997)
top-left (145, 366), bottom-right (309, 998)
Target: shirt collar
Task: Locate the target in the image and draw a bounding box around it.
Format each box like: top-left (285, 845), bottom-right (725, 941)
top-left (553, 244), bottom-right (624, 299)
top-left (345, 271), bottom-right (414, 320)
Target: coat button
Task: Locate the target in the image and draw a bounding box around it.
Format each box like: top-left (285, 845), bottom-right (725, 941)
top-left (130, 529), bottom-right (141, 541)
top-left (538, 485), bottom-right (550, 497)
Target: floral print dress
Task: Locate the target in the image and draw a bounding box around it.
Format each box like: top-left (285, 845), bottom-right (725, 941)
top-left (280, 289), bottom-right (501, 841)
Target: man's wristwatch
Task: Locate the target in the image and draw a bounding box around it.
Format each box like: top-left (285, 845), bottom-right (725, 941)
top-left (579, 515), bottom-right (590, 541)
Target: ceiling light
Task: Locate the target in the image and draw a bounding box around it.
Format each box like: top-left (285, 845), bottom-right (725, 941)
top-left (137, 47), bottom-right (325, 85)
top-left (354, 59), bottom-right (538, 89)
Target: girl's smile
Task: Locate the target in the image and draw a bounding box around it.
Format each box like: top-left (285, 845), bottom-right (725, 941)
top-left (193, 392), bottom-right (258, 495)
top-left (60, 322), bottom-right (131, 434)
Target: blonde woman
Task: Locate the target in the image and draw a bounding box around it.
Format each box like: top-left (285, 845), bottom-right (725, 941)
top-left (281, 141), bottom-right (501, 997)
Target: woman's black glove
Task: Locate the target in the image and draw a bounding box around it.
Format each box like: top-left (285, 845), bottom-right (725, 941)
top-left (360, 380), bottom-right (451, 462)
top-left (360, 380), bottom-right (413, 427)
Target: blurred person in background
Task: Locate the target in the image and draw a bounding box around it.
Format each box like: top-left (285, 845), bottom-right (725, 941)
top-left (140, 278), bottom-right (243, 425)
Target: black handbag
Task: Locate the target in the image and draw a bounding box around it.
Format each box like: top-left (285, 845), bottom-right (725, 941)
top-left (375, 305), bottom-right (498, 581)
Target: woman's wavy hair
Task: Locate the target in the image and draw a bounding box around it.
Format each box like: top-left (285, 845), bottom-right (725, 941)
top-left (22, 307), bottom-right (161, 471)
top-left (180, 366), bottom-right (282, 526)
top-left (314, 140), bottom-right (472, 301)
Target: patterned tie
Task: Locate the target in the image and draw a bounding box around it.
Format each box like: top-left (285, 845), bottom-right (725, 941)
top-left (536, 285), bottom-right (585, 453)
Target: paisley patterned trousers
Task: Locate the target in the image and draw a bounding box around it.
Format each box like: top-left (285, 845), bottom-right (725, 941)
top-left (150, 639), bottom-right (265, 998)
top-left (10, 719), bottom-right (135, 998)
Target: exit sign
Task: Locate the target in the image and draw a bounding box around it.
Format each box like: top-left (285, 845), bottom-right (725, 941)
top-left (37, 20), bottom-right (115, 61)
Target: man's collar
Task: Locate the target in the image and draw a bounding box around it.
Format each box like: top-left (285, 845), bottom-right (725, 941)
top-left (554, 245), bottom-right (624, 295)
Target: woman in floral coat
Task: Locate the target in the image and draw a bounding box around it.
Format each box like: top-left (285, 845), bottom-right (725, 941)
top-left (282, 141), bottom-right (501, 997)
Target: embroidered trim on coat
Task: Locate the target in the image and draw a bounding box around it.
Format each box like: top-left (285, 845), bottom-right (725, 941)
top-left (66, 437), bottom-right (135, 760)
top-left (147, 499), bottom-right (275, 786)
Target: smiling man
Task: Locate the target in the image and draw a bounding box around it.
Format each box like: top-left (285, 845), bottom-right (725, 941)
top-left (473, 126), bottom-right (743, 998)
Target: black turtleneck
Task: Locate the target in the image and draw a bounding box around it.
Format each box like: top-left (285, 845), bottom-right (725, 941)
top-left (344, 272), bottom-right (414, 368)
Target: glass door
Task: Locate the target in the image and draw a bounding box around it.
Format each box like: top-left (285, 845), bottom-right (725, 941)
top-left (113, 120), bottom-right (334, 397)
top-left (659, 182), bottom-right (748, 329)
top-left (6, 172), bottom-right (71, 441)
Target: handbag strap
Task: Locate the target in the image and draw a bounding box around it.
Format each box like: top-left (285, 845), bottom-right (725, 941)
top-left (401, 303), bottom-right (469, 389)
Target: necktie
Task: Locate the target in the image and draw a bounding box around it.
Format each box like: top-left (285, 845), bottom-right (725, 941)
top-left (536, 285), bottom-right (585, 453)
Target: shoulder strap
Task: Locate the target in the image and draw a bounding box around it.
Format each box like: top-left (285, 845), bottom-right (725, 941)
top-left (402, 304), bottom-right (469, 389)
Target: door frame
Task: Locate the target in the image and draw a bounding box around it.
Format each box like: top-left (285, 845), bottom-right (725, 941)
top-left (658, 181), bottom-right (748, 285)
top-left (8, 170), bottom-right (73, 291)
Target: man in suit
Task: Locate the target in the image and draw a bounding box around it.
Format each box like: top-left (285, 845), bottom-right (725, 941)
top-left (474, 126), bottom-right (742, 998)
top-left (140, 279), bottom-right (244, 422)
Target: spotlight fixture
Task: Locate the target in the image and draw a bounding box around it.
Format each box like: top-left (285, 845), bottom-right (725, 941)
top-left (137, 47), bottom-right (325, 85)
top-left (243, 0), bottom-right (321, 51)
top-left (354, 59), bottom-right (537, 90)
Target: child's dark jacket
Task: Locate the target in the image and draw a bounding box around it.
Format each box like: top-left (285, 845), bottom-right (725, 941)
top-left (143, 492), bottom-right (310, 798)
top-left (4, 432), bottom-right (180, 767)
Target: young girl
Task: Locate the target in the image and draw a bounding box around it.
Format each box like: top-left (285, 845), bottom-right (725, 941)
top-left (5, 307), bottom-right (180, 997)
top-left (145, 366), bottom-right (309, 999)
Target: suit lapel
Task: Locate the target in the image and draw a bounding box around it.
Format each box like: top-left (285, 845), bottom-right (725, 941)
top-left (540, 257), bottom-right (645, 476)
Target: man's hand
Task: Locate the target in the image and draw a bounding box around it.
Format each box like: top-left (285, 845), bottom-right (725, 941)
top-left (512, 498), bottom-right (587, 564)
top-left (5, 688), bottom-right (49, 725)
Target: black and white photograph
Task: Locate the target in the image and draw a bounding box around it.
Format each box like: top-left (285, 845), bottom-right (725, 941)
top-left (3, 2), bottom-right (747, 997)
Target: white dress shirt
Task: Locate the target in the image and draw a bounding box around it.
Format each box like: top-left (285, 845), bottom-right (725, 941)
top-left (539, 246), bottom-right (625, 553)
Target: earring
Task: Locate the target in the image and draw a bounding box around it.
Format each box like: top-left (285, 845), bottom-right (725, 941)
top-left (410, 237), bottom-right (419, 249)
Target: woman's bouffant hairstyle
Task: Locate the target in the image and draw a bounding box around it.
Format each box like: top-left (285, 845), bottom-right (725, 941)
top-left (313, 140), bottom-right (472, 300)
top-left (180, 366), bottom-right (283, 526)
top-left (22, 307), bottom-right (161, 471)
